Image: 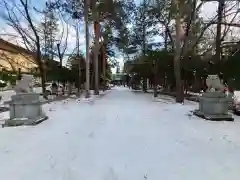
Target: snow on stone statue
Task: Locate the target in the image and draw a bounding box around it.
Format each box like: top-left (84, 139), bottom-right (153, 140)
top-left (206, 75), bottom-right (225, 92)
top-left (14, 74), bottom-right (34, 94)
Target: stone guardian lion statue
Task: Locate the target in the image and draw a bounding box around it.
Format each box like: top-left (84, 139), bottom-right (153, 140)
top-left (206, 75), bottom-right (225, 92)
top-left (14, 74), bottom-right (34, 94)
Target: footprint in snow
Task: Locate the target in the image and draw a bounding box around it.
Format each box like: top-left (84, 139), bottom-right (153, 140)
top-left (62, 100), bottom-right (68, 104)
top-left (104, 168), bottom-right (118, 180)
top-left (88, 132), bottom-right (94, 138)
top-left (223, 135), bottom-right (228, 139)
top-left (4, 149), bottom-right (10, 153)
top-left (185, 113), bottom-right (192, 119)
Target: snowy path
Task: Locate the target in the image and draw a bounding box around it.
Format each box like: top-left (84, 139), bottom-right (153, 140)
top-left (0, 87), bottom-right (240, 180)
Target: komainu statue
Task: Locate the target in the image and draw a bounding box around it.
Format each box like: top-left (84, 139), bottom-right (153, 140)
top-left (14, 74), bottom-right (34, 94)
top-left (206, 75), bottom-right (225, 92)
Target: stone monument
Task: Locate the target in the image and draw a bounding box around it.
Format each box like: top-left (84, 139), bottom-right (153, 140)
top-left (194, 75), bottom-right (233, 121)
top-left (4, 74), bottom-right (48, 126)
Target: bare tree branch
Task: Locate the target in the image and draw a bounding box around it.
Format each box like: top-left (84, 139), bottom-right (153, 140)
top-left (0, 0), bottom-right (47, 94)
top-left (57, 10), bottom-right (69, 58)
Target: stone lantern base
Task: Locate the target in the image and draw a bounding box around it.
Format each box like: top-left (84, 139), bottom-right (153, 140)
top-left (4, 93), bottom-right (48, 127)
top-left (193, 92), bottom-right (234, 121)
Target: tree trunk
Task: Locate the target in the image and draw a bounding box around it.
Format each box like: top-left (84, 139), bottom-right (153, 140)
top-left (142, 78), bottom-right (147, 92)
top-left (36, 33), bottom-right (46, 98)
top-left (84, 0), bottom-right (90, 98)
top-left (91, 70), bottom-right (94, 90)
top-left (41, 71), bottom-right (47, 98)
top-left (153, 83), bottom-right (158, 97)
top-left (38, 61), bottom-right (47, 98)
top-left (75, 20), bottom-right (81, 97)
top-left (153, 62), bottom-right (158, 97)
top-left (102, 45), bottom-right (106, 91)
top-left (94, 37), bottom-right (99, 95)
top-left (174, 10), bottom-right (184, 103)
top-left (93, 6), bottom-right (100, 95)
top-left (164, 27), bottom-right (168, 51)
top-left (215, 0), bottom-right (224, 64)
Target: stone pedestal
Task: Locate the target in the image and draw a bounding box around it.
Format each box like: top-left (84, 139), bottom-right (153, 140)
top-left (194, 92), bottom-right (234, 121)
top-left (5, 93), bottom-right (48, 126)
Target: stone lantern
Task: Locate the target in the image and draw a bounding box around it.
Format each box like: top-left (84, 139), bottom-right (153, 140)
top-left (194, 74), bottom-right (233, 121)
top-left (4, 74), bottom-right (48, 126)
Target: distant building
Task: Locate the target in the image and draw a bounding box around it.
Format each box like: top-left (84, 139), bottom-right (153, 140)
top-left (0, 38), bottom-right (38, 73)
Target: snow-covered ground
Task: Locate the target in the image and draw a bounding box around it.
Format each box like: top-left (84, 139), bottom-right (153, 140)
top-left (0, 87), bottom-right (240, 180)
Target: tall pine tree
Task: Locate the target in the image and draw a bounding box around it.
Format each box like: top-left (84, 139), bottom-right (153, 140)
top-left (41, 1), bottom-right (59, 61)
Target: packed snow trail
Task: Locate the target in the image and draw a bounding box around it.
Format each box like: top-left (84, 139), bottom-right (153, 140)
top-left (0, 87), bottom-right (240, 180)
